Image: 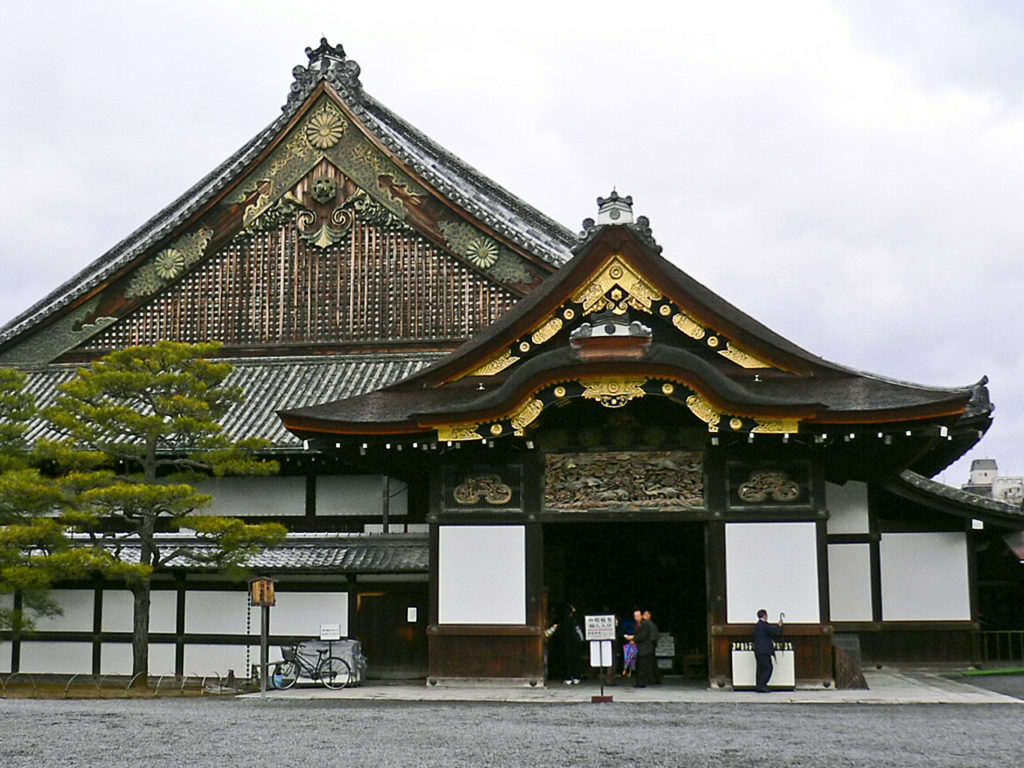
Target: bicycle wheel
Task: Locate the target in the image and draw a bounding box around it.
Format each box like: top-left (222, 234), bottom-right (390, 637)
top-left (318, 656), bottom-right (351, 690)
top-left (274, 660), bottom-right (300, 690)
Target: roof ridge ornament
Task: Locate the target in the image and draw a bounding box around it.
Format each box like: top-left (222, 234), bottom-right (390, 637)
top-left (285, 38), bottom-right (363, 112)
top-left (575, 191), bottom-right (663, 254)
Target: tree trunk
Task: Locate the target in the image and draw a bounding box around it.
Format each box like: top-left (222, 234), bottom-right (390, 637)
top-left (130, 580), bottom-right (151, 685)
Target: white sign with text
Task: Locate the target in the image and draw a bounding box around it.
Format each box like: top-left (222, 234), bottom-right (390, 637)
top-left (584, 614), bottom-right (616, 641)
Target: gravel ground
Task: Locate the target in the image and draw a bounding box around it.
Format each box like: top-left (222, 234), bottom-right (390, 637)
top-left (2, 699), bottom-right (1023, 768)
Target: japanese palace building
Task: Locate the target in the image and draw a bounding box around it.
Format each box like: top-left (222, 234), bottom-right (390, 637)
top-left (2, 40), bottom-right (1022, 686)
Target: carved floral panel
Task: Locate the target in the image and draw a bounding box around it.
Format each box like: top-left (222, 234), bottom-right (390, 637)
top-left (544, 451), bottom-right (704, 511)
top-left (726, 462), bottom-right (812, 509)
top-left (443, 467), bottom-right (522, 511)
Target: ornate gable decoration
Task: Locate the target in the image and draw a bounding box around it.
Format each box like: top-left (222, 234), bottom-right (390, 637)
top-left (464, 251), bottom-right (776, 379)
top-left (434, 376), bottom-right (799, 442)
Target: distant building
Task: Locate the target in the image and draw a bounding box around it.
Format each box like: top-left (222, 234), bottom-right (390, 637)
top-left (963, 459), bottom-right (1024, 506)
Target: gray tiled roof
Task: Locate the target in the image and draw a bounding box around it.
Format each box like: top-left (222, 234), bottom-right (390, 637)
top-left (895, 470), bottom-right (1024, 525)
top-left (94, 532), bottom-right (428, 573)
top-left (20, 353), bottom-right (444, 448)
top-left (0, 40), bottom-right (573, 350)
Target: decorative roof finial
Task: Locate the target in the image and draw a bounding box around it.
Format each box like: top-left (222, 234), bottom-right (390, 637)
top-left (596, 190), bottom-right (634, 225)
top-left (285, 38), bottom-right (363, 112)
top-left (576, 191), bottom-right (663, 255)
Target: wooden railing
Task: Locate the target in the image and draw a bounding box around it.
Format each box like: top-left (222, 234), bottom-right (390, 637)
top-left (975, 631), bottom-right (1024, 663)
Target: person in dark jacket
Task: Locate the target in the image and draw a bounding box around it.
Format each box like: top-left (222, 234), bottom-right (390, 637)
top-left (753, 608), bottom-right (784, 692)
top-left (560, 604), bottom-right (585, 684)
top-left (633, 609), bottom-right (656, 688)
top-left (643, 610), bottom-right (661, 684)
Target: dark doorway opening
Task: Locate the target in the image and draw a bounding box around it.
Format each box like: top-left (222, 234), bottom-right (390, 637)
top-left (354, 585), bottom-right (428, 679)
top-left (543, 520), bottom-right (707, 681)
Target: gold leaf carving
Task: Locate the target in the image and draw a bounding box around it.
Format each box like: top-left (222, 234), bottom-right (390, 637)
top-left (752, 418), bottom-right (800, 434)
top-left (580, 377), bottom-right (648, 409)
top-left (465, 236), bottom-right (500, 268)
top-left (685, 393), bottom-right (721, 432)
top-left (510, 398), bottom-right (544, 431)
top-left (126, 227), bottom-right (214, 298)
top-left (436, 424), bottom-right (483, 442)
top-left (571, 254), bottom-right (663, 316)
top-left (530, 316), bottom-right (563, 346)
top-left (672, 311), bottom-right (706, 340)
top-left (718, 343), bottom-right (772, 369)
top-left (453, 474), bottom-right (513, 505)
top-left (467, 349), bottom-right (520, 377)
top-left (304, 103), bottom-right (347, 149)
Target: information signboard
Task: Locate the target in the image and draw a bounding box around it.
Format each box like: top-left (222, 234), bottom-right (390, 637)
top-left (584, 614), bottom-right (616, 641)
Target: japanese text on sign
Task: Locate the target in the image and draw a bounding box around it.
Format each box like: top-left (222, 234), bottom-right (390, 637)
top-left (584, 614), bottom-right (616, 641)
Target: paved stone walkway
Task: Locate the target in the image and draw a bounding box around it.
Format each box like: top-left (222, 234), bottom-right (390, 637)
top-left (248, 667), bottom-right (1023, 704)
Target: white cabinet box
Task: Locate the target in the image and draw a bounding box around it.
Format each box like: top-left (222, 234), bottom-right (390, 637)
top-left (731, 641), bottom-right (795, 689)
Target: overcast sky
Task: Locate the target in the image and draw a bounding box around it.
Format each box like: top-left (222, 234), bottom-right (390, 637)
top-left (1, 0), bottom-right (1022, 486)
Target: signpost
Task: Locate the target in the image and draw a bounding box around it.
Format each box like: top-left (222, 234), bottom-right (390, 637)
top-left (585, 614), bottom-right (616, 702)
top-left (249, 577), bottom-right (276, 698)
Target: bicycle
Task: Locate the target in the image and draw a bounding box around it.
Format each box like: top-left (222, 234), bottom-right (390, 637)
top-left (272, 641), bottom-right (352, 690)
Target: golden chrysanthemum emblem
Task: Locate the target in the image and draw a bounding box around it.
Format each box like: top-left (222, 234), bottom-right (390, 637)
top-left (465, 236), bottom-right (500, 268)
top-left (154, 248), bottom-right (185, 279)
top-left (305, 109), bottom-right (346, 150)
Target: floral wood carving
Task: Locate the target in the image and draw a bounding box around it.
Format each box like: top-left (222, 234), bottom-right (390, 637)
top-left (737, 471), bottom-right (801, 503)
top-left (231, 96), bottom-right (425, 231)
top-left (125, 227), bottom-right (214, 298)
top-left (545, 451), bottom-right (704, 510)
top-left (453, 474), bottom-right (514, 506)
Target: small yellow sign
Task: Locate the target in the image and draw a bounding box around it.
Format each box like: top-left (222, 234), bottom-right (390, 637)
top-left (250, 577), bottom-right (276, 607)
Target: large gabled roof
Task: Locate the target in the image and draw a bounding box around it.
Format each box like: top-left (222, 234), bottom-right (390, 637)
top-left (0, 40), bottom-right (576, 359)
top-left (281, 204), bottom-right (992, 475)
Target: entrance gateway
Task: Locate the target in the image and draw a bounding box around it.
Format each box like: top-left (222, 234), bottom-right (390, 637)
top-left (282, 195), bottom-right (997, 685)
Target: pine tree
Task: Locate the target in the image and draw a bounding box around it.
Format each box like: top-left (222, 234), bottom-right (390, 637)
top-left (0, 368), bottom-right (121, 630)
top-left (42, 342), bottom-right (285, 680)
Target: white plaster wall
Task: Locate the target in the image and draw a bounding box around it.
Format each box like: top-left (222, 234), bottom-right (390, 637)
top-left (827, 543), bottom-right (874, 622)
top-left (826, 481), bottom-right (870, 534)
top-left (317, 475), bottom-right (408, 516)
top-left (32, 589), bottom-right (94, 631)
top-left (185, 591), bottom-right (250, 634)
top-left (195, 476), bottom-right (305, 517)
top-left (269, 591), bottom-right (348, 637)
top-left (726, 522), bottom-right (820, 624)
top-left (102, 589), bottom-right (177, 633)
top-left (880, 532), bottom-right (971, 621)
top-left (438, 525), bottom-right (526, 625)
top-left (184, 644), bottom-right (251, 677)
top-left (19, 641), bottom-right (93, 674)
top-left (100, 642), bottom-right (177, 676)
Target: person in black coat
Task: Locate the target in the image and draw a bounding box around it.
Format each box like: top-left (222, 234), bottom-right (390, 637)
top-left (753, 608), bottom-right (784, 692)
top-left (560, 604), bottom-right (585, 684)
top-left (633, 609), bottom-right (656, 688)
